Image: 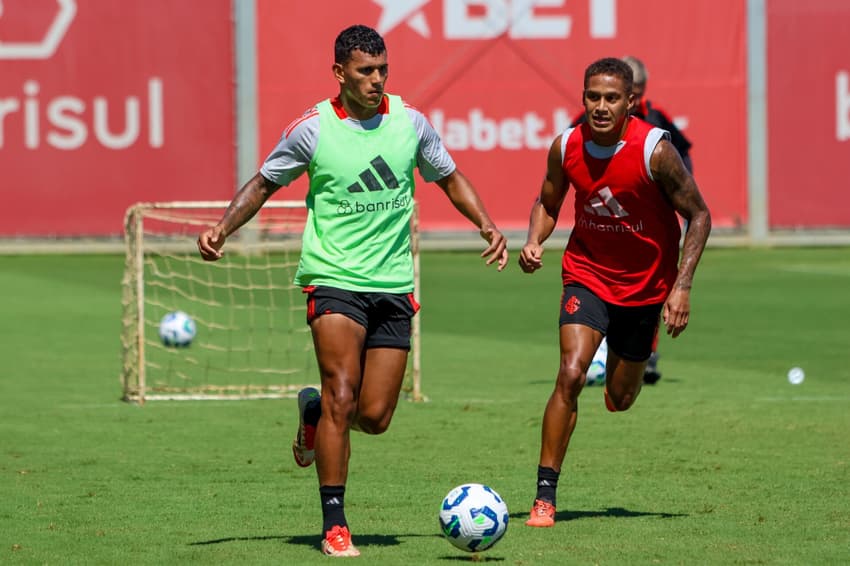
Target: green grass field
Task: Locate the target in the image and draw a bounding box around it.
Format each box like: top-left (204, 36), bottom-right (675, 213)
top-left (2, 248), bottom-right (849, 565)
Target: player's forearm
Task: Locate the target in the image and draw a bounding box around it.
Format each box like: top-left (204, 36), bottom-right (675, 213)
top-left (439, 171), bottom-right (498, 232)
top-left (674, 210), bottom-right (711, 290)
top-left (460, 199), bottom-right (499, 235)
top-left (216, 173), bottom-right (278, 237)
top-left (525, 200), bottom-right (558, 246)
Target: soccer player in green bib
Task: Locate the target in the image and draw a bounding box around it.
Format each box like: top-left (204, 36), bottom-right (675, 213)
top-left (198, 25), bottom-right (508, 557)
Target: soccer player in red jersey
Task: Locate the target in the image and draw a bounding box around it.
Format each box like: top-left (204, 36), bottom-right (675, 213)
top-left (518, 57), bottom-right (711, 527)
top-left (572, 55), bottom-right (696, 385)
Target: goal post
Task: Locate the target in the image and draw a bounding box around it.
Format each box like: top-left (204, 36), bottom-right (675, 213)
top-left (120, 200), bottom-right (423, 403)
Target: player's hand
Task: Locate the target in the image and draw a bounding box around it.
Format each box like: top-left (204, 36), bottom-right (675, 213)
top-left (480, 227), bottom-right (508, 271)
top-left (197, 226), bottom-right (226, 261)
top-left (662, 287), bottom-right (691, 338)
top-left (518, 242), bottom-right (544, 273)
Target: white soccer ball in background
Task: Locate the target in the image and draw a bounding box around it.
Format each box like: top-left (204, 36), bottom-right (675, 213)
top-left (158, 311), bottom-right (196, 347)
top-left (439, 483), bottom-right (508, 553)
top-left (586, 337), bottom-right (608, 386)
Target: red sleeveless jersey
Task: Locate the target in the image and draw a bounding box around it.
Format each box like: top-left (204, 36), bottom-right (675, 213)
top-left (561, 118), bottom-right (681, 306)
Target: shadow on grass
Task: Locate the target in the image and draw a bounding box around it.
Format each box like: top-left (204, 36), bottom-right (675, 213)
top-left (510, 507), bottom-right (688, 522)
top-left (437, 551), bottom-right (505, 564)
top-left (189, 532), bottom-right (442, 550)
top-left (189, 533), bottom-right (512, 561)
top-left (188, 535), bottom-right (287, 546)
top-left (437, 555), bottom-right (506, 562)
top-left (189, 508), bottom-right (685, 549)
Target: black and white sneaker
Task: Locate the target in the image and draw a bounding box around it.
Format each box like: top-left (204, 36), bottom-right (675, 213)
top-left (643, 352), bottom-right (662, 385)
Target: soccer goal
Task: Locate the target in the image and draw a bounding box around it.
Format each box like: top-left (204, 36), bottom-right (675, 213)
top-left (120, 200), bottom-right (422, 403)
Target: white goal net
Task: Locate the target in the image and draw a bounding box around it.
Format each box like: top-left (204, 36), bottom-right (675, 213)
top-left (120, 200), bottom-right (422, 403)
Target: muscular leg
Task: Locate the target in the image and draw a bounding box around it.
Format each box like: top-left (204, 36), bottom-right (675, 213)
top-left (604, 349), bottom-right (647, 411)
top-left (307, 307), bottom-right (408, 556)
top-left (538, 324), bottom-right (604, 471)
top-left (309, 314), bottom-right (366, 487)
top-left (353, 347), bottom-right (408, 434)
top-left (604, 302), bottom-right (661, 409)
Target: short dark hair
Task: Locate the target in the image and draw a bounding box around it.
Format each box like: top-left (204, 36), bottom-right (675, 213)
top-left (334, 25), bottom-right (386, 64)
top-left (583, 57), bottom-right (633, 93)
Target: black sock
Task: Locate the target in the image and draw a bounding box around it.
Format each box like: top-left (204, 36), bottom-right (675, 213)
top-left (304, 398), bottom-right (321, 427)
top-left (320, 485), bottom-right (347, 534)
top-left (535, 466), bottom-right (560, 507)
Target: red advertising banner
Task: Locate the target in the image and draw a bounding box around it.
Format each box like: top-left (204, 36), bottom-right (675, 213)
top-left (767, 0), bottom-right (850, 229)
top-left (257, 0), bottom-right (747, 231)
top-left (0, 0), bottom-right (234, 236)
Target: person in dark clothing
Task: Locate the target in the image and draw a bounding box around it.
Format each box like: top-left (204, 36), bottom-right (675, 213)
top-left (622, 55), bottom-right (693, 174)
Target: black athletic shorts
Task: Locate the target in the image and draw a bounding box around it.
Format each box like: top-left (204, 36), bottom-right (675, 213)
top-left (559, 283), bottom-right (661, 361)
top-left (303, 286), bottom-right (420, 350)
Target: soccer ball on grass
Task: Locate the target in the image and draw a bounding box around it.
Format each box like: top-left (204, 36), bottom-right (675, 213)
top-left (439, 483), bottom-right (508, 553)
top-left (158, 311), bottom-right (196, 347)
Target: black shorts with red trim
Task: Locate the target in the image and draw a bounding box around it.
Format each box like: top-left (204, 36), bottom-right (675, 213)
top-left (559, 283), bottom-right (661, 361)
top-left (303, 285), bottom-right (420, 350)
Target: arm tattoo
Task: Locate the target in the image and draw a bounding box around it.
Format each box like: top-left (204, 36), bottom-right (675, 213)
top-left (219, 174), bottom-right (280, 237)
top-left (653, 141), bottom-right (712, 290)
